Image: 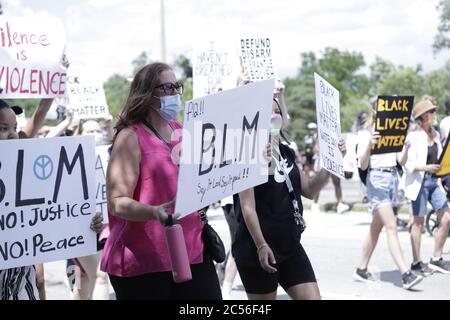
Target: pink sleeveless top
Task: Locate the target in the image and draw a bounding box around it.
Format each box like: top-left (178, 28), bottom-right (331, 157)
top-left (100, 121), bottom-right (204, 277)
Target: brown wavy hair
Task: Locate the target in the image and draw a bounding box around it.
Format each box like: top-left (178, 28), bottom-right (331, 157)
top-left (112, 62), bottom-right (172, 145)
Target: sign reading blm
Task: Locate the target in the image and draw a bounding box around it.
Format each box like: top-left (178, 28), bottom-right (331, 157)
top-left (0, 136), bottom-right (97, 269)
top-left (314, 73), bottom-right (344, 179)
top-left (372, 96), bottom-right (414, 155)
top-left (175, 80), bottom-right (274, 217)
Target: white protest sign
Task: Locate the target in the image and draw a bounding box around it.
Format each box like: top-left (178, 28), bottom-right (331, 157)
top-left (0, 136), bottom-right (97, 269)
top-left (192, 40), bottom-right (239, 98)
top-left (66, 76), bottom-right (110, 120)
top-left (46, 98), bottom-right (68, 120)
top-left (175, 79), bottom-right (274, 217)
top-left (95, 145), bottom-right (110, 223)
top-left (239, 37), bottom-right (276, 82)
top-left (314, 73), bottom-right (344, 178)
top-left (0, 16), bottom-right (67, 99)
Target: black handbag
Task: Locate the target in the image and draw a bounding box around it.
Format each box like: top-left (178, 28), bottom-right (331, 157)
top-left (199, 209), bottom-right (226, 263)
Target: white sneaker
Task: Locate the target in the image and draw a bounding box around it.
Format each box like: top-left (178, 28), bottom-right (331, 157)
top-left (337, 202), bottom-right (350, 214)
top-left (311, 203), bottom-right (320, 214)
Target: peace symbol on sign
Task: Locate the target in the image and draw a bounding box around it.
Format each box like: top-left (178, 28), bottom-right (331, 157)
top-left (33, 155), bottom-right (54, 180)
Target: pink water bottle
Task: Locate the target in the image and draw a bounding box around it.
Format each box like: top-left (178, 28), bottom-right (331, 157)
top-left (164, 215), bottom-right (192, 283)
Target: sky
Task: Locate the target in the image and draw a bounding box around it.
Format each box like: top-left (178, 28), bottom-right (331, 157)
top-left (2, 0), bottom-right (450, 82)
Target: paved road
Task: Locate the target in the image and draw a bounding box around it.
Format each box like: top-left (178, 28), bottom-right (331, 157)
top-left (43, 177), bottom-right (450, 300)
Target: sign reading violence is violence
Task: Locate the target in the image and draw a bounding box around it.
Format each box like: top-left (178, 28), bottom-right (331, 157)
top-left (175, 80), bottom-right (274, 217)
top-left (239, 37), bottom-right (276, 82)
top-left (314, 73), bottom-right (345, 179)
top-left (0, 16), bottom-right (67, 99)
top-left (193, 40), bottom-right (239, 98)
top-left (372, 96), bottom-right (414, 155)
top-left (0, 136), bottom-right (97, 269)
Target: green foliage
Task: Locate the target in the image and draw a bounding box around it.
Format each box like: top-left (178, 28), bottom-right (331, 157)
top-left (103, 74), bottom-right (130, 120)
top-left (433, 0), bottom-right (450, 53)
top-left (100, 48), bottom-right (450, 149)
top-left (131, 51), bottom-right (152, 76)
top-left (284, 48), bottom-right (370, 148)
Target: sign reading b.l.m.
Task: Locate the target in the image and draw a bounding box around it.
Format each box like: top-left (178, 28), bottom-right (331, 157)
top-left (0, 136), bottom-right (97, 269)
top-left (372, 96), bottom-right (414, 155)
top-left (175, 80), bottom-right (274, 217)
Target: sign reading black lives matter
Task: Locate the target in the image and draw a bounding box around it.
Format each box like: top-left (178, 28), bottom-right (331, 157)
top-left (239, 37), bottom-right (276, 82)
top-left (314, 73), bottom-right (345, 179)
top-left (0, 136), bottom-right (97, 269)
top-left (372, 96), bottom-right (414, 155)
top-left (175, 80), bottom-right (274, 217)
top-left (66, 75), bottom-right (110, 120)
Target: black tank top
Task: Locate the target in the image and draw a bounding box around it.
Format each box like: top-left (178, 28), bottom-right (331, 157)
top-left (232, 143), bottom-right (303, 267)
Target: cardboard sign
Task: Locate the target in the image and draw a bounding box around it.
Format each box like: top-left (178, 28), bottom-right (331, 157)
top-left (314, 73), bottom-right (344, 178)
top-left (437, 136), bottom-right (450, 177)
top-left (66, 76), bottom-right (110, 120)
top-left (0, 16), bottom-right (67, 99)
top-left (0, 136), bottom-right (97, 269)
top-left (192, 40), bottom-right (239, 98)
top-left (175, 80), bottom-right (274, 217)
top-left (95, 145), bottom-right (110, 223)
top-left (372, 96), bottom-right (414, 155)
top-left (239, 37), bottom-right (276, 82)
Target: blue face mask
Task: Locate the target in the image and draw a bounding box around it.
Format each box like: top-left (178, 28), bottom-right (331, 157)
top-left (155, 94), bottom-right (181, 121)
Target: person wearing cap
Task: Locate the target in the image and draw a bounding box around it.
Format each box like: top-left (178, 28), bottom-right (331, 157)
top-left (353, 101), bottom-right (422, 290)
top-left (404, 100), bottom-right (450, 275)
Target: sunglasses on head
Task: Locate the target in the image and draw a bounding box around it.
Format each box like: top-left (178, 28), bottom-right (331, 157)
top-left (155, 82), bottom-right (184, 95)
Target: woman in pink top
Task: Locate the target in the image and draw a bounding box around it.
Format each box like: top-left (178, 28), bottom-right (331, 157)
top-left (100, 62), bottom-right (222, 300)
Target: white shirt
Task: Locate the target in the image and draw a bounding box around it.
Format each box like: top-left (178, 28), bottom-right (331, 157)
top-left (356, 129), bottom-right (397, 169)
top-left (404, 128), bottom-right (442, 201)
top-left (439, 116), bottom-right (450, 143)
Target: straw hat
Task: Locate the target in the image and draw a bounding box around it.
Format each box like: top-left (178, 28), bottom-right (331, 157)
top-left (413, 100), bottom-right (437, 120)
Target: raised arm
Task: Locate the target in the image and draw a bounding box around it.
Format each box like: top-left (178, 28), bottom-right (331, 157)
top-left (19, 98), bottom-right (53, 138)
top-left (107, 128), bottom-right (172, 223)
top-left (238, 188), bottom-right (277, 273)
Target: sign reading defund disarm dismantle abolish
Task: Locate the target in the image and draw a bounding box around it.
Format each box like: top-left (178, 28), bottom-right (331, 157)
top-left (372, 96), bottom-right (414, 155)
top-left (0, 136), bottom-right (97, 269)
top-left (175, 80), bottom-right (274, 217)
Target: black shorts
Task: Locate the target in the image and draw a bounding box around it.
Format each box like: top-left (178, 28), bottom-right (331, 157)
top-left (236, 244), bottom-right (316, 294)
top-left (108, 253), bottom-right (222, 300)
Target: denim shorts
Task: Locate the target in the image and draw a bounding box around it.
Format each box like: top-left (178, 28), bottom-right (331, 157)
top-left (411, 173), bottom-right (448, 216)
top-left (366, 168), bottom-right (398, 212)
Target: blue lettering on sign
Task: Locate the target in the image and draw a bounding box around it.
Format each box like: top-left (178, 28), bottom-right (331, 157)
top-left (33, 155), bottom-right (53, 180)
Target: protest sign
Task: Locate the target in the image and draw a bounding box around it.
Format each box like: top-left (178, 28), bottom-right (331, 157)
top-left (193, 40), bottom-right (239, 98)
top-left (175, 80), bottom-right (274, 217)
top-left (436, 136), bottom-right (450, 177)
top-left (0, 16), bottom-right (67, 99)
top-left (0, 136), bottom-right (97, 269)
top-left (372, 96), bottom-right (414, 155)
top-left (239, 37), bottom-right (276, 82)
top-left (66, 75), bottom-right (110, 120)
top-left (95, 145), bottom-right (110, 223)
top-left (314, 73), bottom-right (344, 178)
